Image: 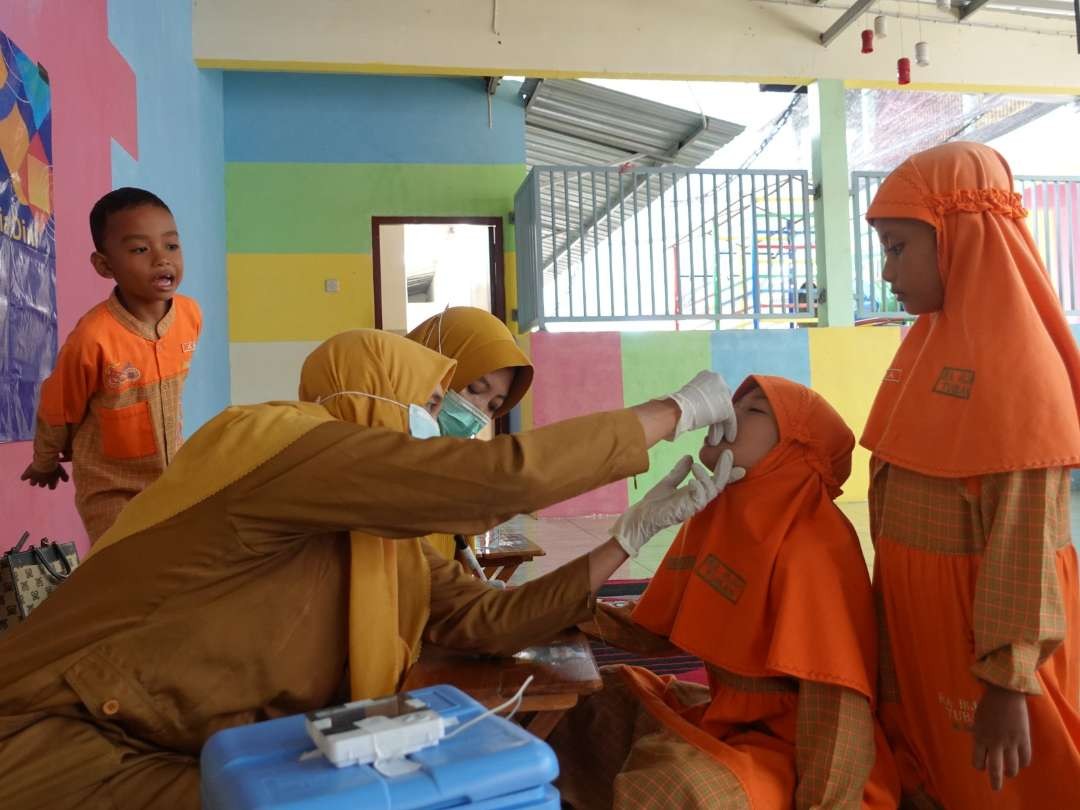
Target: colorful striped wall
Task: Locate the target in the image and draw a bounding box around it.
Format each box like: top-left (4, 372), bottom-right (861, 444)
top-left (224, 73), bottom-right (527, 404)
top-left (516, 326), bottom-right (906, 513)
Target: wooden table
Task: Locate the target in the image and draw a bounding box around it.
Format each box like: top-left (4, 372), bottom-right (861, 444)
top-left (401, 629), bottom-right (602, 739)
top-left (472, 532), bottom-right (546, 583)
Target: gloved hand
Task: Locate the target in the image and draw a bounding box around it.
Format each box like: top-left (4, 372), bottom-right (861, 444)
top-left (664, 370), bottom-right (737, 445)
top-left (611, 452), bottom-right (745, 558)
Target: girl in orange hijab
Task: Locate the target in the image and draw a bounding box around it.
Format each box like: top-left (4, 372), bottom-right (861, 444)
top-left (864, 141), bottom-right (1080, 808)
top-left (551, 376), bottom-right (900, 809)
top-left (408, 307), bottom-right (533, 559)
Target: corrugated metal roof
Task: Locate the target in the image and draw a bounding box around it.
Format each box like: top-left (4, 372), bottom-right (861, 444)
top-left (522, 79), bottom-right (745, 275)
top-left (524, 79), bottom-right (744, 169)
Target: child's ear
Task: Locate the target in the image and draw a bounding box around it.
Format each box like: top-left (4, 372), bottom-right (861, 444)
top-left (90, 252), bottom-right (113, 280)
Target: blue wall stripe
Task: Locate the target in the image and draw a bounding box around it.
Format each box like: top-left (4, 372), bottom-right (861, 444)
top-left (709, 328), bottom-right (812, 389)
top-left (109, 0), bottom-right (230, 434)
top-left (224, 73), bottom-right (526, 165)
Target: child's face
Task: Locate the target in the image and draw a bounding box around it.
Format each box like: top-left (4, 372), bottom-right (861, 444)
top-left (91, 204), bottom-right (183, 305)
top-left (698, 386), bottom-right (779, 472)
top-left (874, 217), bottom-right (942, 315)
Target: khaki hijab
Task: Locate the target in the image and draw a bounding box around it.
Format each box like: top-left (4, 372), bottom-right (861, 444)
top-left (407, 307), bottom-right (532, 417)
top-left (92, 330), bottom-right (455, 699)
top-left (408, 307), bottom-right (534, 559)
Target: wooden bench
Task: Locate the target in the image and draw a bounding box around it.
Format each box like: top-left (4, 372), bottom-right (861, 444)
top-left (402, 629), bottom-right (602, 739)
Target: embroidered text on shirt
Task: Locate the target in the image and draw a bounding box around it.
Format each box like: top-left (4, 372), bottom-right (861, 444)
top-left (695, 554), bottom-right (746, 604)
top-left (932, 367), bottom-right (975, 400)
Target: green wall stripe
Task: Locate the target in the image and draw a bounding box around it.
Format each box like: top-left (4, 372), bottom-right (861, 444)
top-left (620, 332), bottom-right (712, 507)
top-left (226, 162), bottom-right (527, 253)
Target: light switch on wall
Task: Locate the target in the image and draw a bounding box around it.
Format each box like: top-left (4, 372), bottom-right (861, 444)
top-left (324, 279), bottom-right (340, 293)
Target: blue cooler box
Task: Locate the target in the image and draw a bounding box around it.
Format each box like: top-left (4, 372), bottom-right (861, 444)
top-left (201, 684), bottom-right (560, 809)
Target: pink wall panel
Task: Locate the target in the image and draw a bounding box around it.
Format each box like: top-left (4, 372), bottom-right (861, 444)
top-left (0, 1), bottom-right (136, 554)
top-left (530, 331), bottom-right (627, 517)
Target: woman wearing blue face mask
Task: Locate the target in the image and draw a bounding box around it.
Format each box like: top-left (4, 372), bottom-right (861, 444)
top-left (407, 307), bottom-right (534, 560)
top-left (0, 328), bottom-right (742, 809)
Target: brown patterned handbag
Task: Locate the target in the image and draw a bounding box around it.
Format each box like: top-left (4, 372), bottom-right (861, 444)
top-left (0, 532), bottom-right (79, 634)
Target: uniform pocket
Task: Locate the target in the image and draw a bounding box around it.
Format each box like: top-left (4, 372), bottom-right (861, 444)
top-left (63, 650), bottom-right (169, 743)
top-left (98, 401), bottom-right (157, 459)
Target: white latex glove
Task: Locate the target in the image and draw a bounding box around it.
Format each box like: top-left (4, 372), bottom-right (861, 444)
top-left (664, 370), bottom-right (737, 445)
top-left (610, 451), bottom-right (745, 558)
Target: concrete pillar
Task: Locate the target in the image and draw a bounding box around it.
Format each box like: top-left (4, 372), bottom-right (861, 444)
top-left (809, 79), bottom-right (854, 327)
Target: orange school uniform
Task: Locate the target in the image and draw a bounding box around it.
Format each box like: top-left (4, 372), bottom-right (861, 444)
top-left (555, 377), bottom-right (899, 809)
top-left (863, 142), bottom-right (1080, 808)
top-left (31, 290), bottom-right (201, 542)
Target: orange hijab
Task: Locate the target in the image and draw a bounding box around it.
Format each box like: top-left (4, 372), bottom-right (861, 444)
top-left (633, 376), bottom-right (876, 701)
top-left (862, 141), bottom-right (1080, 477)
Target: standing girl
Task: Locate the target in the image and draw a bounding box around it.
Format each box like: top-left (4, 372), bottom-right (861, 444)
top-left (865, 141), bottom-right (1080, 808)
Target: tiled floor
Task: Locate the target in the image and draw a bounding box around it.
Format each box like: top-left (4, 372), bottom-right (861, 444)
top-left (502, 492), bottom-right (1080, 585)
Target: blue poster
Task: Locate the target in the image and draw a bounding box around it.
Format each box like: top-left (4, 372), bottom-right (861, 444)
top-left (0, 31), bottom-right (56, 443)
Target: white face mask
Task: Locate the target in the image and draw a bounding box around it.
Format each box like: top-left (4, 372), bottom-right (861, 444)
top-left (316, 391), bottom-right (442, 439)
top-left (407, 403), bottom-right (441, 439)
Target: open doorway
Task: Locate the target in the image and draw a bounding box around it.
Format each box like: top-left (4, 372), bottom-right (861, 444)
top-left (372, 216), bottom-right (509, 435)
top-left (371, 216), bottom-right (505, 334)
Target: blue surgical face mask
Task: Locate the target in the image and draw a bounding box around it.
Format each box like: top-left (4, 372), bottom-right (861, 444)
top-left (438, 389), bottom-right (490, 438)
top-left (317, 391), bottom-right (442, 439)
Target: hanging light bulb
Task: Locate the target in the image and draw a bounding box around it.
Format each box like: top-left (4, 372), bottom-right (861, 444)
top-left (897, 57), bottom-right (912, 85)
top-left (861, 29), bottom-right (875, 53)
top-left (874, 14), bottom-right (889, 38)
top-left (915, 41), bottom-right (930, 67)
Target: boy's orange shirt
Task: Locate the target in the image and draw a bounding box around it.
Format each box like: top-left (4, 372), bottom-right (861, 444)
top-left (32, 290), bottom-right (201, 542)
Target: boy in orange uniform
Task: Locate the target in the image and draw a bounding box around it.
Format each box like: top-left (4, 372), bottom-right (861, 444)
top-left (20, 187), bottom-right (201, 543)
top-left (864, 141), bottom-right (1080, 808)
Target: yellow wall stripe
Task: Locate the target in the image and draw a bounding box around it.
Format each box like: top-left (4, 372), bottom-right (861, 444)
top-left (808, 327), bottom-right (903, 502)
top-left (228, 253), bottom-right (375, 342)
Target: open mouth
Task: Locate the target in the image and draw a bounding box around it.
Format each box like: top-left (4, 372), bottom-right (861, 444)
top-left (153, 274), bottom-right (176, 290)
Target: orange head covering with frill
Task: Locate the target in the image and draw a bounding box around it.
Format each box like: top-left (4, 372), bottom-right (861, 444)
top-left (861, 141), bottom-right (1080, 477)
top-left (632, 375), bottom-right (877, 701)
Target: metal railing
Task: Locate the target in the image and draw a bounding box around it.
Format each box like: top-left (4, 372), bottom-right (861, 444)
top-left (852, 172), bottom-right (1080, 319)
top-left (514, 167), bottom-right (816, 331)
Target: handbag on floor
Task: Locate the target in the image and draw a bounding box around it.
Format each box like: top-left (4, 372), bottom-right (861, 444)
top-left (0, 531), bottom-right (79, 633)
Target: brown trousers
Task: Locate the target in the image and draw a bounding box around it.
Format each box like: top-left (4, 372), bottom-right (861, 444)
top-left (0, 711), bottom-right (197, 810)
